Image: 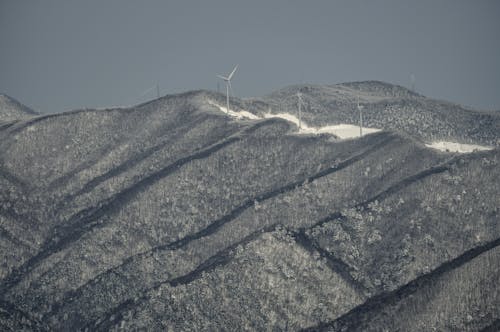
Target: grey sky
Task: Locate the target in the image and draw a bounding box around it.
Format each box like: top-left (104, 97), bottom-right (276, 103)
top-left (1, 0), bottom-right (499, 114)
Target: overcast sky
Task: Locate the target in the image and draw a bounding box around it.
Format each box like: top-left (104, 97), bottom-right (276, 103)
top-left (1, 0), bottom-right (499, 113)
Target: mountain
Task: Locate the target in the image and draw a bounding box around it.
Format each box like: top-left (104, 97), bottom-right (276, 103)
top-left (0, 94), bottom-right (38, 123)
top-left (0, 85), bottom-right (499, 331)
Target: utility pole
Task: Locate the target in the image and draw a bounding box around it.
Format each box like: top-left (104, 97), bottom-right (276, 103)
top-left (358, 95), bottom-right (363, 137)
top-left (226, 83), bottom-right (230, 113)
top-left (156, 83), bottom-right (160, 99)
top-left (297, 92), bottom-right (302, 130)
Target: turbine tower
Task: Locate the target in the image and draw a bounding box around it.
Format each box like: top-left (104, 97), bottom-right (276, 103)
top-left (217, 65), bottom-right (238, 113)
top-left (357, 95), bottom-right (364, 137)
top-left (297, 92), bottom-right (304, 130)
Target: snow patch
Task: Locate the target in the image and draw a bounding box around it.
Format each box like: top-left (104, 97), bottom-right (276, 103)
top-left (208, 101), bottom-right (260, 120)
top-left (263, 113), bottom-right (381, 139)
top-left (425, 141), bottom-right (493, 153)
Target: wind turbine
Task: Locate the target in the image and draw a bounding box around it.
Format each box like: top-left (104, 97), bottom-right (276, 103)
top-left (357, 95), bottom-right (364, 137)
top-left (217, 65), bottom-right (238, 113)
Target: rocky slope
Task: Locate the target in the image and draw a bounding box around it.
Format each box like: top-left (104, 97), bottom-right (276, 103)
top-left (0, 86), bottom-right (499, 331)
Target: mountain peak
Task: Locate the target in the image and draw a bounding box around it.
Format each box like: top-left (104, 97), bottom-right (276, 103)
top-left (0, 93), bottom-right (38, 121)
top-left (338, 80), bottom-right (421, 98)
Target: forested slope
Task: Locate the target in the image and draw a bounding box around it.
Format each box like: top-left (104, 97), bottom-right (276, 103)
top-left (0, 90), bottom-right (498, 331)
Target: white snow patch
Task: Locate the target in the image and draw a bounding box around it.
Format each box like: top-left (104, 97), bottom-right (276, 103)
top-left (263, 113), bottom-right (381, 139)
top-left (316, 124), bottom-right (381, 139)
top-left (425, 141), bottom-right (493, 153)
top-left (208, 101), bottom-right (260, 120)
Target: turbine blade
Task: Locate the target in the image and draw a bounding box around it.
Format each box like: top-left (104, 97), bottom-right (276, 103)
top-left (227, 65), bottom-right (238, 80)
top-left (217, 75), bottom-right (228, 81)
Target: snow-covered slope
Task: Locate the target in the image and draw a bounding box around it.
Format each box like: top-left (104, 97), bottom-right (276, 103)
top-left (1, 90), bottom-right (499, 331)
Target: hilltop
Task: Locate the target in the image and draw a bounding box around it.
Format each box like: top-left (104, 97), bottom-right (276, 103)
top-left (0, 94), bottom-right (38, 122)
